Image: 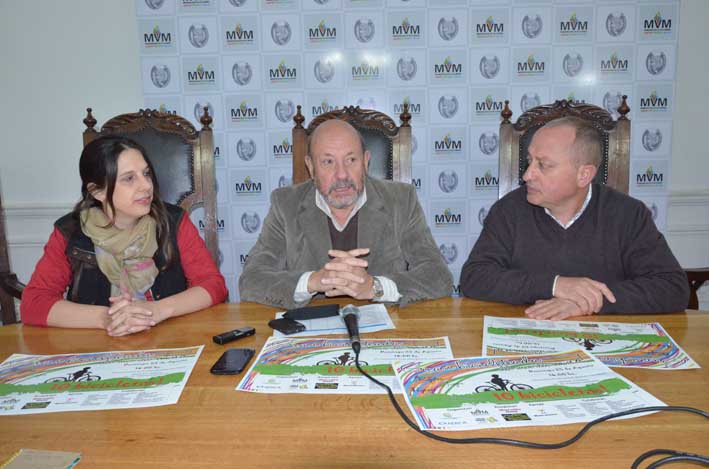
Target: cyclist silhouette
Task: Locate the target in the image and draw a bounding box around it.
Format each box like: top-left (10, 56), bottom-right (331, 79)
top-left (562, 336), bottom-right (612, 351)
top-left (71, 367), bottom-right (91, 382)
top-left (43, 367), bottom-right (101, 383)
top-left (490, 374), bottom-right (508, 391)
top-left (337, 352), bottom-right (351, 366)
top-left (475, 375), bottom-right (532, 393)
top-left (316, 353), bottom-right (367, 366)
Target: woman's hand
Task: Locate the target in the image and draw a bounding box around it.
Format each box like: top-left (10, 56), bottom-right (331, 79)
top-left (105, 294), bottom-right (174, 337)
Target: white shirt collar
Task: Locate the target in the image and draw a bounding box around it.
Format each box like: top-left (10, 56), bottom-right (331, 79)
top-left (315, 185), bottom-right (367, 232)
top-left (544, 185), bottom-right (593, 229)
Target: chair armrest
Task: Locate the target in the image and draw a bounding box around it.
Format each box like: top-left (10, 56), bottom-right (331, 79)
top-left (0, 272), bottom-right (24, 300)
top-left (685, 268), bottom-right (709, 310)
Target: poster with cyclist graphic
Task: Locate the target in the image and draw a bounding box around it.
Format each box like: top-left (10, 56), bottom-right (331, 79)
top-left (482, 316), bottom-right (699, 370)
top-left (0, 346), bottom-right (202, 415)
top-left (237, 337), bottom-right (453, 394)
top-left (393, 350), bottom-right (665, 431)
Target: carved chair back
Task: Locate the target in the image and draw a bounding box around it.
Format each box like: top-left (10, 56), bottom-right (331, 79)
top-left (291, 104), bottom-right (412, 184)
top-left (498, 97), bottom-right (631, 198)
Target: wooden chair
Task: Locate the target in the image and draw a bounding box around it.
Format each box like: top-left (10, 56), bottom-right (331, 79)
top-left (0, 192), bottom-right (22, 324)
top-left (498, 97), bottom-right (631, 198)
top-left (291, 104), bottom-right (412, 184)
top-left (83, 108), bottom-right (218, 263)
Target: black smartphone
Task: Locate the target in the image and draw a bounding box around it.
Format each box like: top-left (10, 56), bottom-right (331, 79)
top-left (210, 348), bottom-right (255, 375)
top-left (268, 317), bottom-right (306, 335)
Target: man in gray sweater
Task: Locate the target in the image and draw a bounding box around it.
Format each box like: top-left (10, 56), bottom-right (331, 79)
top-left (460, 117), bottom-right (688, 319)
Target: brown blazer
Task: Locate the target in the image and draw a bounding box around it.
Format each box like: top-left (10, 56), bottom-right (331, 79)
top-left (238, 176), bottom-right (453, 309)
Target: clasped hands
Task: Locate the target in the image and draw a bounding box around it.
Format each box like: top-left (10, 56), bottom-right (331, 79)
top-left (103, 293), bottom-right (174, 337)
top-left (525, 276), bottom-right (617, 321)
top-left (308, 248), bottom-right (375, 300)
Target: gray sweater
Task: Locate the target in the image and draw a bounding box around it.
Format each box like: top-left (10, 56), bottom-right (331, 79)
top-left (460, 184), bottom-right (689, 313)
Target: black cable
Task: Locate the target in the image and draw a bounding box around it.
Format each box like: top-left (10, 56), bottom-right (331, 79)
top-left (645, 456), bottom-right (709, 468)
top-left (631, 449), bottom-right (709, 468)
top-left (353, 349), bottom-right (709, 449)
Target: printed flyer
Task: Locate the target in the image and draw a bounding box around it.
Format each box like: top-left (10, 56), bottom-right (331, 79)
top-left (394, 350), bottom-right (665, 431)
top-left (482, 316), bottom-right (699, 369)
top-left (237, 337), bottom-right (453, 394)
top-left (0, 346), bottom-right (203, 415)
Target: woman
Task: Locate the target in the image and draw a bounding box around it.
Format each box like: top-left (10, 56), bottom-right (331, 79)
top-left (21, 136), bottom-right (227, 335)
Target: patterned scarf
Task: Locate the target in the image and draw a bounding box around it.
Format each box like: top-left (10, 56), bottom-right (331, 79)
top-left (80, 207), bottom-right (159, 298)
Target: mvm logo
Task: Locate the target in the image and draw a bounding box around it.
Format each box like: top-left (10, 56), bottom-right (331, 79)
top-left (226, 23), bottom-right (254, 44)
top-left (352, 62), bottom-right (380, 80)
top-left (198, 218), bottom-right (226, 232)
top-left (636, 166), bottom-right (664, 185)
top-left (452, 284), bottom-right (461, 296)
top-left (644, 12), bottom-right (672, 33)
top-left (394, 98), bottom-right (420, 115)
top-left (600, 52), bottom-right (629, 72)
top-left (640, 90), bottom-right (668, 112)
top-left (234, 176), bottom-right (262, 195)
top-left (269, 60), bottom-right (297, 81)
top-left (560, 13), bottom-right (588, 34)
top-left (158, 104), bottom-right (178, 115)
top-left (434, 134), bottom-right (463, 152)
top-left (309, 20), bottom-right (337, 41)
top-left (434, 208), bottom-right (462, 226)
top-left (474, 170), bottom-right (499, 189)
top-left (144, 26), bottom-right (172, 47)
top-left (434, 57), bottom-right (463, 77)
top-left (566, 92), bottom-right (586, 105)
top-left (239, 254), bottom-right (249, 266)
top-left (312, 100), bottom-right (339, 117)
top-left (231, 101), bottom-right (258, 122)
top-left (392, 18), bottom-right (421, 39)
top-left (475, 95), bottom-right (504, 115)
top-left (517, 55), bottom-right (545, 74)
top-left (411, 178), bottom-right (422, 190)
top-left (476, 16), bottom-right (504, 36)
top-left (187, 64), bottom-right (215, 84)
top-left (272, 138), bottom-right (292, 158)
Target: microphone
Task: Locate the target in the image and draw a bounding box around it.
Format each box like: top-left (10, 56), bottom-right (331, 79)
top-left (340, 304), bottom-right (361, 353)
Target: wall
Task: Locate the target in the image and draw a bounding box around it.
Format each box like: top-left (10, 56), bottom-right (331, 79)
top-left (670, 0), bottom-right (709, 193)
top-left (0, 0), bottom-right (144, 287)
top-left (1, 0), bottom-right (707, 309)
top-left (665, 0), bottom-right (709, 280)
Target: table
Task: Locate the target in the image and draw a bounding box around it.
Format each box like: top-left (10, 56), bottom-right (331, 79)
top-left (1, 298), bottom-right (707, 468)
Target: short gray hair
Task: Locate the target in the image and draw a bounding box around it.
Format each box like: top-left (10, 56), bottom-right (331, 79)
top-left (542, 117), bottom-right (602, 168)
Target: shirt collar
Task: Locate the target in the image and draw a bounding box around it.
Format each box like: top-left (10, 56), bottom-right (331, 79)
top-left (315, 185), bottom-right (367, 232)
top-left (544, 185), bottom-right (593, 229)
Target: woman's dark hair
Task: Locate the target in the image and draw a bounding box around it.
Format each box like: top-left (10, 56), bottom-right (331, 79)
top-left (74, 136), bottom-right (174, 268)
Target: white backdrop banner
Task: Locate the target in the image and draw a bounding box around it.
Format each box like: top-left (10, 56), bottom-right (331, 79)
top-left (135, 0), bottom-right (678, 300)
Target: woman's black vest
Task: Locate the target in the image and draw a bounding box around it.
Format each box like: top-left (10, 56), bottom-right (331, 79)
top-left (54, 204), bottom-right (187, 306)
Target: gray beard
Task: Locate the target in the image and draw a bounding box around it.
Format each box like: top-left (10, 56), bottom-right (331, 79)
top-left (315, 175), bottom-right (364, 210)
top-left (321, 188), bottom-right (362, 210)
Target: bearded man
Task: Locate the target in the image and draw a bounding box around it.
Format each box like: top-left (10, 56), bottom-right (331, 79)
top-left (239, 120), bottom-right (452, 309)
